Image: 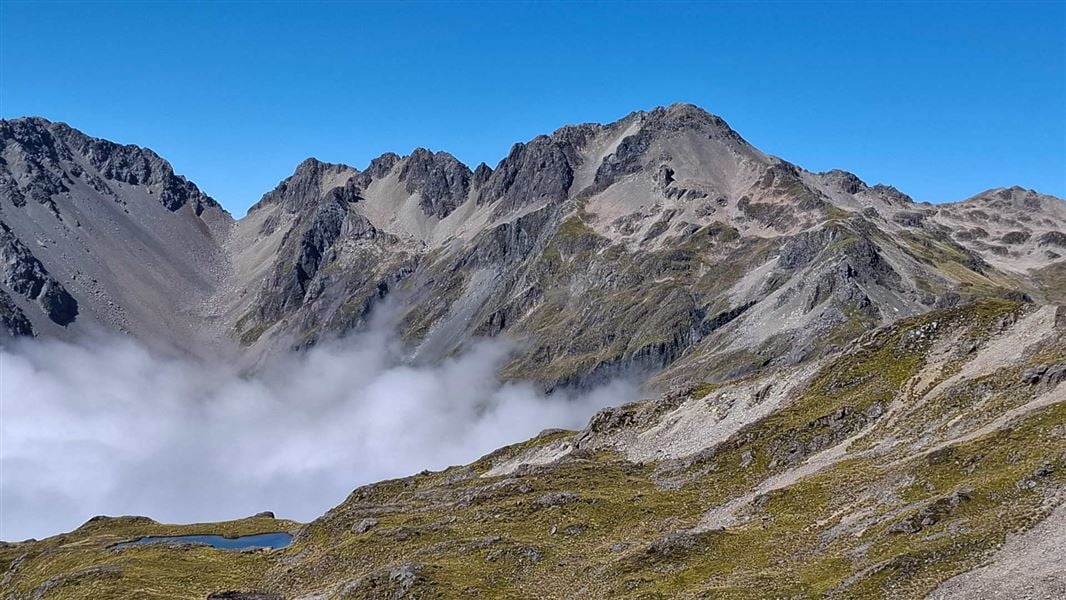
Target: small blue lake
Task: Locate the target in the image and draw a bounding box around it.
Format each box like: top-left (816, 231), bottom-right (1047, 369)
top-left (114, 532), bottom-right (292, 551)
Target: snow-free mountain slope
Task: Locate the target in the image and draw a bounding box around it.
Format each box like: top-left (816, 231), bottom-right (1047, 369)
top-left (3, 105), bottom-right (1063, 387)
top-left (0, 117), bottom-right (232, 353)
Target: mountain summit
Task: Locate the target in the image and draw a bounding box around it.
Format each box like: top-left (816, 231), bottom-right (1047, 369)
top-left (2, 105), bottom-right (1062, 385)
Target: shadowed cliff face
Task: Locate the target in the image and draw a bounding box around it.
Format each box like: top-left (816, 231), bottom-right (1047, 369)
top-left (2, 105), bottom-right (1065, 390)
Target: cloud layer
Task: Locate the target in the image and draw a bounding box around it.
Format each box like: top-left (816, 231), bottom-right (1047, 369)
top-left (0, 326), bottom-right (636, 541)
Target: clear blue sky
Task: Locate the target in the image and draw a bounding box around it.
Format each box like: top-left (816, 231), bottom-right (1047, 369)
top-left (2, 1), bottom-right (1063, 215)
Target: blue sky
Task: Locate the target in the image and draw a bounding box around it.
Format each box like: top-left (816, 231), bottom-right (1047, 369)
top-left (2, 1), bottom-right (1063, 215)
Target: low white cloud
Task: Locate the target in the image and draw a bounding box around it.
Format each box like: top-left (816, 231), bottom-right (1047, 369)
top-left (0, 323), bottom-right (637, 541)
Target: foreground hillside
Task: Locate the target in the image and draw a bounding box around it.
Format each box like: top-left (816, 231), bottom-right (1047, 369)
top-left (4, 299), bottom-right (1063, 599)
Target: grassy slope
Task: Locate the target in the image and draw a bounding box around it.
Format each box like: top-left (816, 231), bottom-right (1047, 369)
top-left (4, 301), bottom-right (1063, 599)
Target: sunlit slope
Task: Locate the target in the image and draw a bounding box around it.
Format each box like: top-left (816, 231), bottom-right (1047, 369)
top-left (4, 107), bottom-right (1065, 388)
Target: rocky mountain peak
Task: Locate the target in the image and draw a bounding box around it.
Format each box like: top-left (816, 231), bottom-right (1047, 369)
top-left (868, 183), bottom-right (914, 205)
top-left (820, 169), bottom-right (869, 195)
top-left (604, 103), bottom-right (747, 148)
top-left (585, 103), bottom-right (768, 206)
top-left (251, 157), bottom-right (359, 214)
top-left (293, 156), bottom-right (329, 174)
top-left (1, 116), bottom-right (224, 216)
top-left (398, 148), bottom-right (473, 218)
top-left (472, 162), bottom-right (493, 187)
top-left (348, 152), bottom-right (403, 189)
top-left (477, 135), bottom-right (579, 212)
top-left (962, 186), bottom-right (1059, 212)
top-left (645, 102), bottom-right (735, 132)
top-left (364, 152), bottom-right (401, 178)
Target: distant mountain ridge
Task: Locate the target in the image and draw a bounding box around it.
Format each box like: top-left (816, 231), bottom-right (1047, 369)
top-left (1, 104), bottom-right (1064, 388)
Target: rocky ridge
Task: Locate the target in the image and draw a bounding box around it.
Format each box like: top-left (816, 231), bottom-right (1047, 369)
top-left (2, 105), bottom-right (1063, 386)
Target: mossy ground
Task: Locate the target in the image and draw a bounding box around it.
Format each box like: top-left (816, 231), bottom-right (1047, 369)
top-left (1, 516), bottom-right (299, 600)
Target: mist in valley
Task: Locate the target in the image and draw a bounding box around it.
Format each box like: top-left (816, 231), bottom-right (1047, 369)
top-left (0, 323), bottom-right (637, 541)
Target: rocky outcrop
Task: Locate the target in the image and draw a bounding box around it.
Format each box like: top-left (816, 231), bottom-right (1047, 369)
top-left (0, 221), bottom-right (77, 326)
top-left (820, 169), bottom-right (868, 195)
top-left (0, 118), bottom-right (74, 210)
top-left (0, 288), bottom-right (34, 336)
top-left (355, 152), bottom-right (401, 187)
top-left (0, 117), bottom-right (221, 214)
top-left (593, 128), bottom-right (653, 190)
top-left (253, 197), bottom-right (367, 323)
top-left (399, 148), bottom-right (472, 218)
top-left (1037, 231), bottom-right (1066, 247)
top-left (250, 157), bottom-right (358, 214)
top-left (478, 135), bottom-right (579, 212)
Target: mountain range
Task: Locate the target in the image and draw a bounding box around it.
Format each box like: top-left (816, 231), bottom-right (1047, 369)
top-left (1, 104), bottom-right (1064, 599)
top-left (3, 104), bottom-right (1064, 385)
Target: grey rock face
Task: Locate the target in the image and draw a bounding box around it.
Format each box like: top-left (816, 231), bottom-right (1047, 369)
top-left (821, 169), bottom-right (868, 195)
top-left (471, 162), bottom-right (493, 188)
top-left (646, 530), bottom-right (702, 556)
top-left (888, 490), bottom-right (971, 535)
top-left (258, 197), bottom-right (360, 322)
top-left (594, 129), bottom-right (653, 190)
top-left (358, 152), bottom-right (401, 185)
top-left (3, 107), bottom-right (1064, 394)
top-left (892, 210), bottom-right (928, 227)
top-left (0, 221), bottom-right (77, 326)
top-left (58, 127), bottom-right (217, 214)
top-left (337, 562), bottom-right (429, 599)
top-left (251, 157), bottom-right (358, 214)
top-left (1037, 231), bottom-right (1066, 247)
top-left (399, 148), bottom-right (472, 218)
top-left (868, 183), bottom-right (914, 205)
top-left (478, 136), bottom-right (577, 212)
top-left (469, 204), bottom-right (556, 266)
top-left (593, 104), bottom-right (748, 194)
top-left (778, 227), bottom-right (846, 270)
top-left (353, 518), bottom-right (379, 534)
top-left (0, 118), bottom-right (72, 210)
top-left (0, 118), bottom-right (221, 214)
top-left (535, 491), bottom-right (579, 508)
top-left (0, 288), bottom-right (34, 336)
top-left (1000, 230), bottom-right (1031, 245)
top-left (646, 102), bottom-right (738, 136)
